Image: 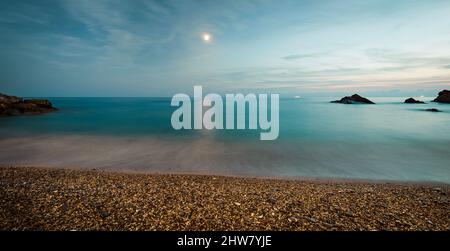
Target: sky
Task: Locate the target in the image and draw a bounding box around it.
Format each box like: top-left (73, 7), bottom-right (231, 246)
top-left (1, 0), bottom-right (450, 97)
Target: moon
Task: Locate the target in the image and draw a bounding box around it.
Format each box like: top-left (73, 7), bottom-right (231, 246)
top-left (202, 33), bottom-right (211, 42)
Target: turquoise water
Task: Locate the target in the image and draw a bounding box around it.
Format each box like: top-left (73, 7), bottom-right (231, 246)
top-left (1, 97), bottom-right (449, 183)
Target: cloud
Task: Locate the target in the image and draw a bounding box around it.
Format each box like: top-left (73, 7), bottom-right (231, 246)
top-left (199, 60), bottom-right (450, 93)
top-left (365, 48), bottom-right (450, 69)
top-left (0, 1), bottom-right (50, 25)
top-left (282, 53), bottom-right (316, 60)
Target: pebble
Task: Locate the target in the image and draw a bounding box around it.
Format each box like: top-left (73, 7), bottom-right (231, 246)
top-left (0, 166), bottom-right (449, 231)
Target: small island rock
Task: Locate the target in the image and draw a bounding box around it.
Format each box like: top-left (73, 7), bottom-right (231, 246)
top-left (331, 94), bottom-right (375, 104)
top-left (433, 90), bottom-right (450, 103)
top-left (404, 98), bottom-right (425, 104)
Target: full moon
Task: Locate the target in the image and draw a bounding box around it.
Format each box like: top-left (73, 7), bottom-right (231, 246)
top-left (202, 33), bottom-right (211, 42)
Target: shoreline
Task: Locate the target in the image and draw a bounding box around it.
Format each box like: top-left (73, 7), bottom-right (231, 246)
top-left (2, 165), bottom-right (449, 187)
top-left (1, 166), bottom-right (449, 231)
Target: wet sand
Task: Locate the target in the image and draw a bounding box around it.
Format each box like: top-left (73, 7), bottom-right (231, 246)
top-left (0, 166), bottom-right (449, 231)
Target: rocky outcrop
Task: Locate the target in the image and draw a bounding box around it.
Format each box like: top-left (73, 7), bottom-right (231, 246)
top-left (331, 94), bottom-right (375, 104)
top-left (425, 108), bottom-right (441, 112)
top-left (404, 98), bottom-right (425, 104)
top-left (0, 93), bottom-right (57, 116)
top-left (433, 90), bottom-right (450, 103)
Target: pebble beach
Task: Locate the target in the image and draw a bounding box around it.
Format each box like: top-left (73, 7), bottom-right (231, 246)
top-left (0, 166), bottom-right (449, 231)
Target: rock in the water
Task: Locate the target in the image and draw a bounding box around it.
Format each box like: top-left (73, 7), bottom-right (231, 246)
top-left (425, 108), bottom-right (441, 112)
top-left (404, 98), bottom-right (425, 104)
top-left (433, 90), bottom-right (450, 103)
top-left (0, 93), bottom-right (57, 116)
top-left (331, 94), bottom-right (375, 104)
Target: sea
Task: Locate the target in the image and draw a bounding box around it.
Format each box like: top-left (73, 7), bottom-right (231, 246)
top-left (1, 97), bottom-right (449, 183)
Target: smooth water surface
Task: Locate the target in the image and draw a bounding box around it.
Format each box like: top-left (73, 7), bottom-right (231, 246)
top-left (1, 97), bottom-right (449, 183)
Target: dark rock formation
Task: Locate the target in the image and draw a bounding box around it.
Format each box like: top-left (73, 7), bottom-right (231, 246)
top-left (425, 108), bottom-right (441, 112)
top-left (433, 90), bottom-right (450, 103)
top-left (0, 93), bottom-right (57, 116)
top-left (331, 94), bottom-right (375, 104)
top-left (404, 98), bottom-right (425, 104)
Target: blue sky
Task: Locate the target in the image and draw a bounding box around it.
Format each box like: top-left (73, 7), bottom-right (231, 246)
top-left (1, 0), bottom-right (450, 97)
